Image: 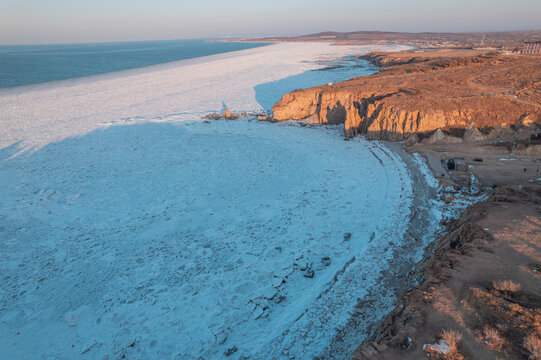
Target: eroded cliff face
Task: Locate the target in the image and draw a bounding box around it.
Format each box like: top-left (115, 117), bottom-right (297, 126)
top-left (272, 51), bottom-right (541, 141)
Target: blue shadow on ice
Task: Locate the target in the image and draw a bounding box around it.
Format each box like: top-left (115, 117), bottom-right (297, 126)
top-left (254, 57), bottom-right (378, 112)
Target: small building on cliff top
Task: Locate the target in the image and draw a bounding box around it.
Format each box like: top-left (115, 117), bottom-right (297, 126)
top-left (522, 41), bottom-right (541, 55)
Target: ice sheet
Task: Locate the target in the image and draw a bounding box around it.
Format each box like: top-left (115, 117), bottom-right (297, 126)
top-left (0, 42), bottom-right (410, 151)
top-left (1, 42), bottom-right (418, 359)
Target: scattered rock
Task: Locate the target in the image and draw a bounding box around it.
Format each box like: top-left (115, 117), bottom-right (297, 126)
top-left (304, 269), bottom-right (315, 278)
top-left (344, 232), bottom-right (352, 241)
top-left (321, 256), bottom-right (331, 266)
top-left (224, 346), bottom-right (238, 356)
top-left (203, 113), bottom-right (221, 120)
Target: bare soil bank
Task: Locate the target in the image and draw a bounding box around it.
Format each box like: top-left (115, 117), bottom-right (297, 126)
top-left (355, 182), bottom-right (541, 360)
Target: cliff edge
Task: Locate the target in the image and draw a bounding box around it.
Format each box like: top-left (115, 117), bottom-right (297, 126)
top-left (272, 50), bottom-right (541, 142)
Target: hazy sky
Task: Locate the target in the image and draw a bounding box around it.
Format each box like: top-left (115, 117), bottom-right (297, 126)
top-left (1, 0), bottom-right (540, 45)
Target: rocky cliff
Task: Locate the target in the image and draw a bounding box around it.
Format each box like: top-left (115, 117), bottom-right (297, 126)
top-left (272, 50), bottom-right (541, 142)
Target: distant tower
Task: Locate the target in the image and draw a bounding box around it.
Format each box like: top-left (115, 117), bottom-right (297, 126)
top-left (481, 34), bottom-right (485, 46)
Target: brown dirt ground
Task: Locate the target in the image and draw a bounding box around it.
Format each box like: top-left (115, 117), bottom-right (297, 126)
top-left (354, 179), bottom-right (541, 359)
top-left (409, 142), bottom-right (541, 188)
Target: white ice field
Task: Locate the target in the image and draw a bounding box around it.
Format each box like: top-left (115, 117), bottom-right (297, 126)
top-left (0, 43), bottom-right (434, 359)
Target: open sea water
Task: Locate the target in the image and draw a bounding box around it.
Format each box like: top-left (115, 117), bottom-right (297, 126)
top-left (0, 39), bottom-right (269, 88)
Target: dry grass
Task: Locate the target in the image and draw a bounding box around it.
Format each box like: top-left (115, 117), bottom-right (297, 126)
top-left (480, 326), bottom-right (504, 351)
top-left (493, 280), bottom-right (521, 293)
top-left (423, 329), bottom-right (464, 360)
top-left (482, 326), bottom-right (500, 341)
top-left (441, 329), bottom-right (462, 353)
top-left (524, 334), bottom-right (541, 359)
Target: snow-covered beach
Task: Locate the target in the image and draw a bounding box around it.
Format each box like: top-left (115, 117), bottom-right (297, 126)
top-left (0, 43), bottom-right (440, 359)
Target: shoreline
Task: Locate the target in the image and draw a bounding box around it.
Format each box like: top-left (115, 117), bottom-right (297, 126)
top-left (0, 42), bottom-right (431, 359)
top-left (0, 119), bottom-right (432, 359)
top-left (265, 46), bottom-right (540, 359)
top-left (0, 42), bottom-right (409, 151)
top-left (0, 42), bottom-right (274, 94)
top-left (317, 139), bottom-right (444, 358)
top-left (0, 41), bottom-right (272, 91)
top-left (3, 40), bottom-right (538, 358)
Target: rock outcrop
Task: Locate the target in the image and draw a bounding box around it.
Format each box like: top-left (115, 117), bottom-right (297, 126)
top-left (272, 51), bottom-right (541, 142)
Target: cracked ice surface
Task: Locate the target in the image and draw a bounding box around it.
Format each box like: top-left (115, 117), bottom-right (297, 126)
top-left (1, 122), bottom-right (413, 359)
top-left (1, 43), bottom-right (414, 359)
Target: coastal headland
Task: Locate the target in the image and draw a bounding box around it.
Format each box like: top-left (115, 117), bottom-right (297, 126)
top-left (267, 45), bottom-right (541, 359)
top-left (272, 50), bottom-right (541, 144)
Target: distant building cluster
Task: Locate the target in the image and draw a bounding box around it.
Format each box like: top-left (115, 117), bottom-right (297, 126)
top-left (522, 41), bottom-right (541, 55)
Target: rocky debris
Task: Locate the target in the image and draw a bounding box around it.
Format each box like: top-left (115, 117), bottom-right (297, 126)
top-left (201, 106), bottom-right (240, 120)
top-left (303, 265), bottom-right (315, 278)
top-left (321, 256), bottom-right (332, 267)
top-left (257, 111), bottom-right (273, 121)
top-left (202, 113), bottom-right (222, 120)
top-left (202, 110), bottom-right (273, 122)
top-left (271, 50), bottom-right (541, 143)
top-left (224, 346), bottom-right (238, 356)
top-left (344, 232), bottom-right (352, 241)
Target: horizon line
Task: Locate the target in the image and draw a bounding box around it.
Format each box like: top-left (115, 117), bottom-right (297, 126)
top-left (1, 28), bottom-right (540, 47)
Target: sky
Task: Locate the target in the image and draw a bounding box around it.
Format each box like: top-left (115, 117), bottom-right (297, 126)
top-left (1, 0), bottom-right (540, 45)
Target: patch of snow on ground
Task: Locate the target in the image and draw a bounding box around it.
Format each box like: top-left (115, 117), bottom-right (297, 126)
top-left (426, 340), bottom-right (451, 354)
